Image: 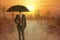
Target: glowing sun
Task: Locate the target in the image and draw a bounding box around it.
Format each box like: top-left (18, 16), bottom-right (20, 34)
top-left (27, 5), bottom-right (34, 11)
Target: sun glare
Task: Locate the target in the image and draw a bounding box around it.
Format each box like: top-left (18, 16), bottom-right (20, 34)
top-left (27, 5), bottom-right (34, 11)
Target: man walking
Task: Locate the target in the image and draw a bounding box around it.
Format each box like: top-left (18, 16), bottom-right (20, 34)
top-left (14, 12), bottom-right (26, 40)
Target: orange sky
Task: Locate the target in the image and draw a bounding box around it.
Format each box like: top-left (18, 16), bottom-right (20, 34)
top-left (0, 0), bottom-right (60, 16)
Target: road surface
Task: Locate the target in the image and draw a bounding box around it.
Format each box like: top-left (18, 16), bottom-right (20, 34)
top-left (0, 19), bottom-right (60, 40)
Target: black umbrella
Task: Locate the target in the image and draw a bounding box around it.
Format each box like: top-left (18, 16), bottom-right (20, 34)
top-left (7, 5), bottom-right (29, 12)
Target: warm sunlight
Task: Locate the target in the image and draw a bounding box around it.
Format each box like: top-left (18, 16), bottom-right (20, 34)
top-left (27, 5), bottom-right (34, 11)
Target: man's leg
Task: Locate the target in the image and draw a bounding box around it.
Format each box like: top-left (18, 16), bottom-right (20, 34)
top-left (17, 28), bottom-right (21, 40)
top-left (21, 30), bottom-right (25, 40)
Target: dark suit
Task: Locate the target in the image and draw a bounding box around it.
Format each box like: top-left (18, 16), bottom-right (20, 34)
top-left (15, 14), bottom-right (26, 40)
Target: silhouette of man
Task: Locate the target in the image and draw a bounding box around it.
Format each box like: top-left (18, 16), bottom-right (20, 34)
top-left (14, 12), bottom-right (26, 40)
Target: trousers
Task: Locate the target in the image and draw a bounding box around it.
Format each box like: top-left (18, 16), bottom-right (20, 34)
top-left (17, 25), bottom-right (25, 40)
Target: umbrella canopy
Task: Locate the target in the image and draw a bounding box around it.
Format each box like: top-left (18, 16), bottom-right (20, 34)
top-left (7, 5), bottom-right (29, 12)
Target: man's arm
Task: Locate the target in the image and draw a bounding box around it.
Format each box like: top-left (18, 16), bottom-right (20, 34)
top-left (25, 16), bottom-right (26, 27)
top-left (24, 15), bottom-right (26, 27)
top-left (14, 15), bottom-right (19, 24)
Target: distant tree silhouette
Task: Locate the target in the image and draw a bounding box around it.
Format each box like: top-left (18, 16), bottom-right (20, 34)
top-left (12, 12), bottom-right (14, 20)
top-left (2, 7), bottom-right (6, 18)
top-left (35, 9), bottom-right (40, 19)
top-left (46, 11), bottom-right (50, 19)
top-left (0, 4), bottom-right (1, 11)
top-left (0, 4), bottom-right (3, 17)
